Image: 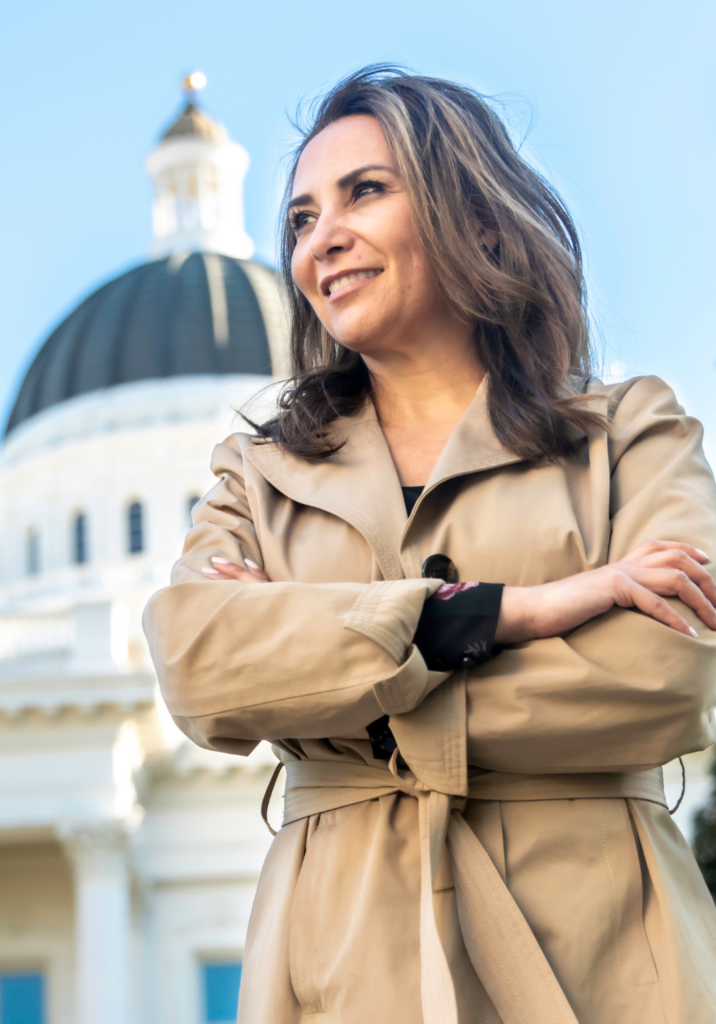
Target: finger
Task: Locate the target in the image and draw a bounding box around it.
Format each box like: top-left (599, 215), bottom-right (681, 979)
top-left (623, 540), bottom-right (709, 565)
top-left (202, 565), bottom-right (247, 581)
top-left (614, 578), bottom-right (697, 637)
top-left (201, 566), bottom-right (228, 579)
top-left (208, 558), bottom-right (247, 580)
top-left (209, 557), bottom-right (272, 581)
top-left (202, 563), bottom-right (260, 583)
top-left (211, 556), bottom-right (270, 581)
top-left (244, 558), bottom-right (271, 581)
top-left (629, 567), bottom-right (716, 630)
top-left (631, 549), bottom-right (716, 604)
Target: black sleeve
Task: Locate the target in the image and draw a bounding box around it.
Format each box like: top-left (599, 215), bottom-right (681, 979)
top-left (412, 582), bottom-right (504, 671)
top-left (366, 582), bottom-right (503, 761)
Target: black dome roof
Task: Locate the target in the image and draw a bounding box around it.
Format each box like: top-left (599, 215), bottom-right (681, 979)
top-left (6, 253), bottom-right (281, 435)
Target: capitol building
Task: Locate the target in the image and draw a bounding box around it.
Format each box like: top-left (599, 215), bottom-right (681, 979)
top-left (0, 80), bottom-right (288, 1024)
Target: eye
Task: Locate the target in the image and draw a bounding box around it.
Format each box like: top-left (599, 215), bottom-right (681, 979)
top-left (290, 209), bottom-right (314, 233)
top-left (353, 179), bottom-right (385, 201)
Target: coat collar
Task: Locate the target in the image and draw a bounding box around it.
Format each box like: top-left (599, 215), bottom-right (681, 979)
top-left (421, 381), bottom-right (523, 493)
top-left (245, 399), bottom-right (407, 580)
top-left (244, 381), bottom-right (523, 580)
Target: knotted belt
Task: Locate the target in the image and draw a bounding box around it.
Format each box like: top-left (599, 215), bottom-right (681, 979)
top-left (262, 758), bottom-right (667, 1024)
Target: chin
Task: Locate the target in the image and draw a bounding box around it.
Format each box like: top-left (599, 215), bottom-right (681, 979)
top-left (325, 316), bottom-right (395, 355)
top-left (330, 334), bottom-right (383, 358)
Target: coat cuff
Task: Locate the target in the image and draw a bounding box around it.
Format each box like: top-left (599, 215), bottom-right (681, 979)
top-left (344, 578), bottom-right (443, 664)
top-left (371, 644), bottom-right (449, 716)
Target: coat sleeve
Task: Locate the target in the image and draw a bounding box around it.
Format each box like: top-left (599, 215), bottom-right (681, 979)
top-left (142, 436), bottom-right (444, 755)
top-left (466, 376), bottom-right (716, 774)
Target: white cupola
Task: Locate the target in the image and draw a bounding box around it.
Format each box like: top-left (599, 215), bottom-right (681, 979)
top-left (145, 72), bottom-right (254, 260)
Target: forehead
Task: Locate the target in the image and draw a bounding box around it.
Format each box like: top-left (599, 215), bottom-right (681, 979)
top-left (292, 115), bottom-right (393, 195)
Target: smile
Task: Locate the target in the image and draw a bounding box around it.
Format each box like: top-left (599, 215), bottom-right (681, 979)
top-left (325, 268), bottom-right (383, 297)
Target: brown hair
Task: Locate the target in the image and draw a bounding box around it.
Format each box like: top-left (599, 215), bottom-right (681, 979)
top-left (249, 65), bottom-right (604, 462)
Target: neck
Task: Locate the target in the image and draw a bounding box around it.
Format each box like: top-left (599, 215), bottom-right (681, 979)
top-left (363, 326), bottom-right (485, 430)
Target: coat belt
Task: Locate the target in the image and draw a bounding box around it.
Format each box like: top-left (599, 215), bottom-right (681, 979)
top-left (262, 759), bottom-right (667, 1024)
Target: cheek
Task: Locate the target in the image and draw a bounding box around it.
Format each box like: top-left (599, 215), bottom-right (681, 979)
top-left (391, 231), bottom-right (441, 304)
top-left (375, 207), bottom-right (433, 288)
top-left (291, 243), bottom-right (315, 300)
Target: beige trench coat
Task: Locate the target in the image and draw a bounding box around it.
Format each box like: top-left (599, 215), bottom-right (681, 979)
top-left (144, 375), bottom-right (716, 1024)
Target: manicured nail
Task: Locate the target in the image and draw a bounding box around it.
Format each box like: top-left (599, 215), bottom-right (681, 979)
top-left (211, 557), bottom-right (230, 564)
top-left (696, 549), bottom-right (709, 560)
top-left (245, 559), bottom-right (261, 570)
top-left (202, 567), bottom-right (220, 575)
top-left (689, 627), bottom-right (698, 638)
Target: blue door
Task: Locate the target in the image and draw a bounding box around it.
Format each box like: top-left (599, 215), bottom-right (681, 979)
top-left (0, 972), bottom-right (45, 1024)
top-left (202, 961), bottom-right (242, 1022)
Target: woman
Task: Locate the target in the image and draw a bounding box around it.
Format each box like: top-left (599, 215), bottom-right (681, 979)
top-left (143, 67), bottom-right (716, 1024)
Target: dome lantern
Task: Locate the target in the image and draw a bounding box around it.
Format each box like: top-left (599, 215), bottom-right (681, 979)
top-left (145, 73), bottom-right (254, 261)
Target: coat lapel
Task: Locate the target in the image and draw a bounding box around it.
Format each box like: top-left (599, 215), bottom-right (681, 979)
top-left (244, 401), bottom-right (408, 581)
top-left (419, 378), bottom-right (610, 496)
top-left (424, 381), bottom-right (522, 493)
top-left (244, 381), bottom-right (528, 579)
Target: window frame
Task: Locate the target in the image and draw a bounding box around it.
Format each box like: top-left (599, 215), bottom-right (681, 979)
top-left (187, 493), bottom-right (201, 528)
top-left (72, 511), bottom-right (88, 565)
top-left (127, 500), bottom-right (144, 555)
top-left (25, 527), bottom-right (40, 577)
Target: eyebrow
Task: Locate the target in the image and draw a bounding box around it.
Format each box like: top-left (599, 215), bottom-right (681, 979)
top-left (288, 164), bottom-right (395, 210)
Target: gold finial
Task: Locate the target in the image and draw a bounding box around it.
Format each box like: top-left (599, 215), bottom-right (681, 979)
top-left (182, 71), bottom-right (207, 96)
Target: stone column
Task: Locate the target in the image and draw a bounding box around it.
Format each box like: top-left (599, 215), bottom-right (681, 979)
top-left (63, 821), bottom-right (133, 1024)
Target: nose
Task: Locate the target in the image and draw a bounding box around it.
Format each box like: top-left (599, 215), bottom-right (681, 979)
top-left (308, 207), bottom-right (354, 262)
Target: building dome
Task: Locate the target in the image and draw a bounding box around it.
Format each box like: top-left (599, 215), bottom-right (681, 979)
top-left (161, 101), bottom-right (228, 143)
top-left (6, 253), bottom-right (287, 435)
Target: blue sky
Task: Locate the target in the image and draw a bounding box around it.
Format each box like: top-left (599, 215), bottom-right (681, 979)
top-left (2, 0), bottom-right (715, 452)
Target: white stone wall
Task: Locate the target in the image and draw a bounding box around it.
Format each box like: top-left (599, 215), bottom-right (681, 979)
top-left (0, 373), bottom-right (280, 1024)
top-left (0, 374), bottom-right (276, 592)
top-left (137, 754), bottom-right (280, 1024)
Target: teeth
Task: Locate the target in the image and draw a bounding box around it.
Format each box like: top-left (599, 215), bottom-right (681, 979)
top-left (328, 269), bottom-right (381, 295)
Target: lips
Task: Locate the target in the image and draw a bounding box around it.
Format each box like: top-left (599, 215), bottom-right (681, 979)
top-left (322, 268), bottom-right (383, 297)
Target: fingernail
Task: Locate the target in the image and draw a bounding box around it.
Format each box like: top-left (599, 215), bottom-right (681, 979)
top-left (689, 627), bottom-right (698, 638)
top-left (245, 559), bottom-right (261, 570)
top-left (696, 549), bottom-right (709, 560)
top-left (202, 567), bottom-right (220, 575)
top-left (211, 557), bottom-right (230, 564)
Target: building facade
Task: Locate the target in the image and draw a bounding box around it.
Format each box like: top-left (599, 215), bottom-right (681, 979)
top-left (0, 82), bottom-right (288, 1024)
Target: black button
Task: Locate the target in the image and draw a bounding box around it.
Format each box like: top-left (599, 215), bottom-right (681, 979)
top-left (421, 554), bottom-right (458, 583)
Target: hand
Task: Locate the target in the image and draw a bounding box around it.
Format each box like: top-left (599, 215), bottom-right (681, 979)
top-left (494, 540), bottom-right (716, 644)
top-left (201, 557), bottom-right (271, 583)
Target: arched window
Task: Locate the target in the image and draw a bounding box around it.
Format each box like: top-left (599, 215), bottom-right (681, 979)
top-left (187, 494), bottom-right (201, 527)
top-left (128, 502), bottom-right (144, 554)
top-left (73, 512), bottom-right (88, 564)
top-left (26, 527), bottom-right (40, 576)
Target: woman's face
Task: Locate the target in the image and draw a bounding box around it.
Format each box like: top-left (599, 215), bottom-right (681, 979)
top-left (289, 115), bottom-right (448, 357)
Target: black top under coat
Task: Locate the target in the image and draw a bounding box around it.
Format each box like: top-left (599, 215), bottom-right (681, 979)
top-left (366, 487), bottom-right (504, 762)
